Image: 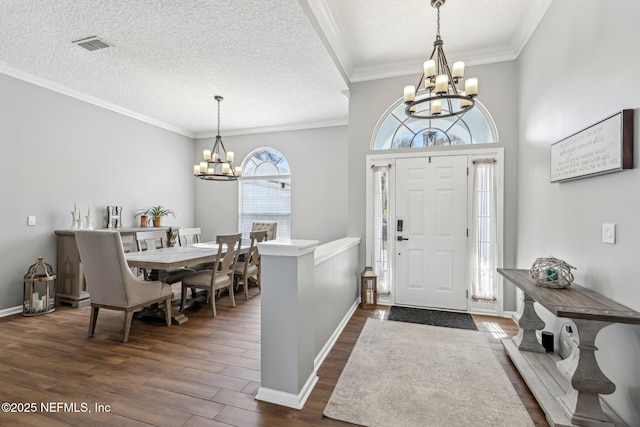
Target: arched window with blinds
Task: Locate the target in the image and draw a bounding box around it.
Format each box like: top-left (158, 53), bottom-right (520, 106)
top-left (238, 148), bottom-right (291, 239)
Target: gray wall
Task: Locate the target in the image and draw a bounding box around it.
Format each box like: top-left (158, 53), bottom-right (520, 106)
top-left (347, 62), bottom-right (520, 310)
top-left (194, 126), bottom-right (349, 244)
top-left (517, 1), bottom-right (640, 424)
top-left (0, 73), bottom-right (195, 310)
top-left (313, 240), bottom-right (360, 359)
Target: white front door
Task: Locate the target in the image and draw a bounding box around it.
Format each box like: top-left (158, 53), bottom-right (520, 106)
top-left (394, 156), bottom-right (468, 310)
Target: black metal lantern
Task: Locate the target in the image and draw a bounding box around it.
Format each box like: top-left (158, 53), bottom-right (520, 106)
top-left (23, 257), bottom-right (56, 316)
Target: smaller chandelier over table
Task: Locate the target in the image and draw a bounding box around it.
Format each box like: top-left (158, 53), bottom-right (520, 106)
top-left (403, 0), bottom-right (478, 120)
top-left (194, 95), bottom-right (242, 181)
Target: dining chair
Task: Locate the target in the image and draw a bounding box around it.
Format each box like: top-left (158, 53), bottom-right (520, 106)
top-left (134, 230), bottom-right (195, 284)
top-left (177, 227), bottom-right (213, 271)
top-left (75, 230), bottom-right (173, 343)
top-left (177, 227), bottom-right (201, 246)
top-left (251, 221), bottom-right (278, 241)
top-left (234, 230), bottom-right (268, 299)
top-left (180, 233), bottom-right (242, 316)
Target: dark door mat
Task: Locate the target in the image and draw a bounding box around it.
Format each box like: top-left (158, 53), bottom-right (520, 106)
top-left (388, 306), bottom-right (478, 331)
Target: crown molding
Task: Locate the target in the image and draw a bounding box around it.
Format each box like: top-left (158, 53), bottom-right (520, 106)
top-left (510, 0), bottom-right (552, 57)
top-left (195, 118), bottom-right (348, 139)
top-left (0, 65), bottom-right (195, 138)
top-left (349, 46), bottom-right (519, 83)
top-left (311, 0), bottom-right (552, 84)
top-left (297, 0), bottom-right (352, 87)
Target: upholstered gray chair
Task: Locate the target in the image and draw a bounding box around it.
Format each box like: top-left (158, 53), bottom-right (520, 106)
top-left (251, 221), bottom-right (278, 241)
top-left (234, 230), bottom-right (268, 299)
top-left (75, 230), bottom-right (173, 343)
top-left (180, 233), bottom-right (242, 317)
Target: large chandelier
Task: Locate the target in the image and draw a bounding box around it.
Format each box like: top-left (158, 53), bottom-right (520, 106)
top-left (403, 0), bottom-right (478, 119)
top-left (193, 95), bottom-right (241, 181)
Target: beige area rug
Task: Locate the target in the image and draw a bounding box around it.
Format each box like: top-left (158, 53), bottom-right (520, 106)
top-left (323, 319), bottom-right (534, 427)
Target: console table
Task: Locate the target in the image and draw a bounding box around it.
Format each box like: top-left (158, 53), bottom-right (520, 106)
top-left (498, 268), bottom-right (640, 427)
top-left (54, 228), bottom-right (168, 307)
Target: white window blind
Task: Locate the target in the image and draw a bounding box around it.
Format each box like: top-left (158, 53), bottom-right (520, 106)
top-left (238, 148), bottom-right (291, 239)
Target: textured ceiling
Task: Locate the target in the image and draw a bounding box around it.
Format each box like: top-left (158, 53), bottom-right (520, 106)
top-left (0, 0), bottom-right (550, 137)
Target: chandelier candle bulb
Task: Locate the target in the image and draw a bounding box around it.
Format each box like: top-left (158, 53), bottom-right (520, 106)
top-left (460, 91), bottom-right (472, 108)
top-left (226, 151), bottom-right (234, 163)
top-left (193, 165), bottom-right (200, 175)
top-left (235, 167), bottom-right (242, 177)
top-left (403, 85), bottom-right (416, 103)
top-left (203, 150), bottom-right (212, 160)
top-left (452, 61), bottom-right (465, 79)
top-left (425, 78), bottom-right (435, 90)
top-left (424, 60), bottom-right (436, 78)
top-left (208, 168), bottom-right (214, 174)
top-left (200, 162), bottom-right (208, 173)
top-left (435, 75), bottom-right (448, 94)
top-left (222, 163), bottom-right (230, 174)
top-left (431, 99), bottom-right (442, 115)
top-left (465, 78), bottom-right (478, 96)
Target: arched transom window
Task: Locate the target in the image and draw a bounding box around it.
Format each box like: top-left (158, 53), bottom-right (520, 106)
top-left (238, 148), bottom-right (291, 239)
top-left (372, 96), bottom-right (498, 150)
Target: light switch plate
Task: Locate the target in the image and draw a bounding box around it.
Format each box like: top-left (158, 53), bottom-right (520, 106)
top-left (27, 216), bottom-right (36, 226)
top-left (602, 223), bottom-right (615, 244)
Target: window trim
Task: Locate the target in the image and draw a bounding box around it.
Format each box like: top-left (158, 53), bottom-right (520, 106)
top-left (370, 95), bottom-right (500, 151)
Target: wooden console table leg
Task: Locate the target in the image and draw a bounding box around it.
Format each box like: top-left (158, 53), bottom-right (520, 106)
top-left (557, 318), bottom-right (615, 427)
top-left (513, 292), bottom-right (546, 353)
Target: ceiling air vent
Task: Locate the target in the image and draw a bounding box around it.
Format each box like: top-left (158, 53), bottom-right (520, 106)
top-left (72, 36), bottom-right (111, 51)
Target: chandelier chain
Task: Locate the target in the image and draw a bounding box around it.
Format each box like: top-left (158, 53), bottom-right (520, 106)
top-left (436, 4), bottom-right (441, 39)
top-left (217, 98), bottom-right (221, 137)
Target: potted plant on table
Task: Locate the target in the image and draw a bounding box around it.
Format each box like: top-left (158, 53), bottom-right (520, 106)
top-left (136, 206), bottom-right (176, 227)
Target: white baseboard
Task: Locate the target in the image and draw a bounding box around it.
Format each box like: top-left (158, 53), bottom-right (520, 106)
top-left (314, 299), bottom-right (359, 370)
top-left (255, 373), bottom-right (319, 410)
top-left (0, 305), bottom-right (23, 317)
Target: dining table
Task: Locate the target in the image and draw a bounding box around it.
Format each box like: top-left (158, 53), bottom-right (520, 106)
top-left (125, 242), bottom-right (248, 324)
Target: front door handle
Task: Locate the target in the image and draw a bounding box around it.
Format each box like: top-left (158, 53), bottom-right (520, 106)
top-left (397, 236), bottom-right (409, 241)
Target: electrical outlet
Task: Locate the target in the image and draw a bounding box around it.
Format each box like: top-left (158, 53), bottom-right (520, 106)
top-left (602, 223), bottom-right (616, 244)
top-left (27, 216), bottom-right (36, 226)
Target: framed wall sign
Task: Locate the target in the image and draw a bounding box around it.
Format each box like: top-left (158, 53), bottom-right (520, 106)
top-left (550, 109), bottom-right (633, 183)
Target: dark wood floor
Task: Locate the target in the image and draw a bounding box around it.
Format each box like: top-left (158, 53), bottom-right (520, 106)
top-left (0, 288), bottom-right (548, 426)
